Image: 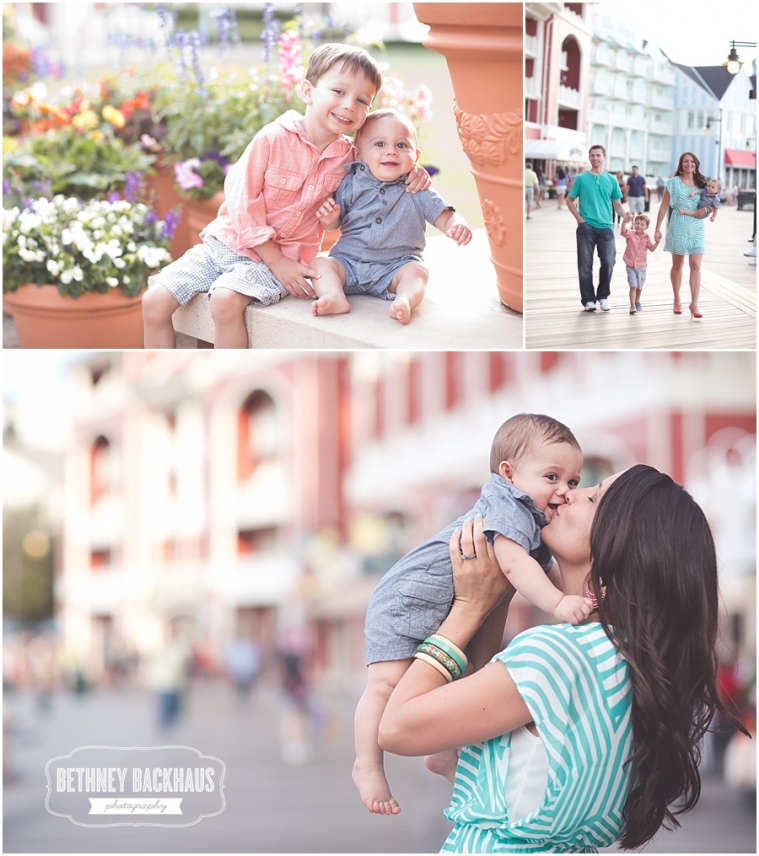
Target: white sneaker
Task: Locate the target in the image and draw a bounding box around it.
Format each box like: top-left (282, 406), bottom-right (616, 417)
top-left (584, 301), bottom-right (597, 311)
top-left (599, 298), bottom-right (610, 311)
top-left (744, 246), bottom-right (756, 257)
top-left (630, 306), bottom-right (637, 314)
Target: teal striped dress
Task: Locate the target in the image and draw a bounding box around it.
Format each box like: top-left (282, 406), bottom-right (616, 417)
top-left (663, 176), bottom-right (706, 255)
top-left (442, 623), bottom-right (633, 853)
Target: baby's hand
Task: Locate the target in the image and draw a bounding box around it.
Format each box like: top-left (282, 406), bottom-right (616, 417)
top-left (316, 197), bottom-right (340, 223)
top-left (554, 594), bottom-right (594, 625)
top-left (447, 221), bottom-right (472, 246)
top-left (689, 189), bottom-right (699, 197)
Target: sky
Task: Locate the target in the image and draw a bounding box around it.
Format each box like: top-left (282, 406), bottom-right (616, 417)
top-left (3, 351), bottom-right (85, 452)
top-left (600, 0), bottom-right (758, 69)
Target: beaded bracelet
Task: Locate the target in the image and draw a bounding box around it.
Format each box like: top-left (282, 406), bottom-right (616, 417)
top-left (416, 641), bottom-right (463, 681)
top-left (413, 650), bottom-right (454, 682)
top-left (428, 634), bottom-right (468, 674)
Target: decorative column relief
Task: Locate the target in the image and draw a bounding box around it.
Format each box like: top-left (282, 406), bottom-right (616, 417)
top-left (454, 106), bottom-right (522, 167)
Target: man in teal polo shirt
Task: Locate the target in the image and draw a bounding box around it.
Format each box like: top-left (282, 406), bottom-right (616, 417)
top-left (567, 145), bottom-right (631, 311)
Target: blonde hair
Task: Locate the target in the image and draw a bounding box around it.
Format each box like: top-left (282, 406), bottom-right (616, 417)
top-left (634, 214), bottom-right (650, 227)
top-left (353, 108), bottom-right (417, 148)
top-left (707, 177), bottom-right (722, 190)
top-left (304, 43), bottom-right (382, 95)
top-left (489, 414), bottom-right (581, 474)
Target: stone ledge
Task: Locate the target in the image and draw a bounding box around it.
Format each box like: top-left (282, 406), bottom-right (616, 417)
top-left (161, 229), bottom-right (522, 350)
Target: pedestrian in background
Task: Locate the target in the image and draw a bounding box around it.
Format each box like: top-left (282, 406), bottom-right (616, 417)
top-left (524, 161), bottom-right (539, 220)
top-left (625, 165), bottom-right (648, 216)
top-left (146, 620), bottom-right (192, 730)
top-left (554, 166), bottom-right (568, 209)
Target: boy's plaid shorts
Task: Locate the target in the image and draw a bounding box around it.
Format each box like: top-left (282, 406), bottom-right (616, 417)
top-left (152, 235), bottom-right (288, 307)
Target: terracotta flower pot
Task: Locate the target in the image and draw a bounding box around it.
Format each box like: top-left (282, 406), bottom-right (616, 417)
top-left (144, 159), bottom-right (191, 260)
top-left (413, 3), bottom-right (523, 312)
top-left (184, 191), bottom-right (226, 250)
top-left (4, 284), bottom-right (145, 349)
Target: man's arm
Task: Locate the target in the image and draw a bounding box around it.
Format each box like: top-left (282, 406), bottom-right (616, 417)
top-left (566, 195), bottom-right (584, 224)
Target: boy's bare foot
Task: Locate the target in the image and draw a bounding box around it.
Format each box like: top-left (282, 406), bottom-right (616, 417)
top-left (311, 294), bottom-right (350, 317)
top-left (424, 749), bottom-right (460, 784)
top-left (352, 760), bottom-right (401, 815)
top-left (389, 296), bottom-right (413, 324)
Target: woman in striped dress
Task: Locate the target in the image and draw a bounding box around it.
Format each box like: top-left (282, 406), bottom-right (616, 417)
top-left (379, 465), bottom-right (747, 852)
top-left (654, 152), bottom-right (708, 319)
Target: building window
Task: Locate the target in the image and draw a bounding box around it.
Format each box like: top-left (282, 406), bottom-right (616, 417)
top-left (90, 436), bottom-right (112, 505)
top-left (687, 111), bottom-right (695, 129)
top-left (90, 549), bottom-right (112, 570)
top-left (237, 390), bottom-right (278, 480)
top-left (238, 526), bottom-right (278, 555)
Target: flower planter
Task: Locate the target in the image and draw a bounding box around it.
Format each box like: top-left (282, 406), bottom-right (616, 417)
top-left (183, 191), bottom-right (226, 251)
top-left (413, 3), bottom-right (523, 312)
top-left (4, 285), bottom-right (145, 349)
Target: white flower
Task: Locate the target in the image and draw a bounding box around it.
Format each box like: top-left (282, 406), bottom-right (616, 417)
top-left (60, 269), bottom-right (74, 284)
top-left (46, 259), bottom-right (61, 277)
top-left (18, 248), bottom-right (38, 262)
top-left (113, 258), bottom-right (126, 269)
top-left (72, 266), bottom-right (84, 281)
top-left (106, 277), bottom-right (119, 288)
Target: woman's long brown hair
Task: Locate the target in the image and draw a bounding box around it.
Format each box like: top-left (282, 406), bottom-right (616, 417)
top-left (674, 151), bottom-right (708, 188)
top-left (590, 465), bottom-right (749, 850)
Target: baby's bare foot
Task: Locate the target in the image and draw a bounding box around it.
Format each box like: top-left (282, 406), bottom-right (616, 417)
top-left (424, 749), bottom-right (460, 784)
top-left (352, 760), bottom-right (401, 815)
top-left (389, 297), bottom-right (412, 324)
top-left (311, 294), bottom-right (350, 317)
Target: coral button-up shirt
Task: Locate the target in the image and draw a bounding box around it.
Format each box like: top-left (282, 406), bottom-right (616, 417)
top-left (622, 230), bottom-right (654, 269)
top-left (201, 110), bottom-right (355, 265)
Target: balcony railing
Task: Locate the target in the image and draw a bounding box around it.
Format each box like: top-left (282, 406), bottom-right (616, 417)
top-left (558, 85), bottom-right (582, 109)
top-left (525, 76), bottom-right (541, 99)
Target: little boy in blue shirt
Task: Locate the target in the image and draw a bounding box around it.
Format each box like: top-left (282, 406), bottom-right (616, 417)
top-left (309, 108), bottom-right (472, 324)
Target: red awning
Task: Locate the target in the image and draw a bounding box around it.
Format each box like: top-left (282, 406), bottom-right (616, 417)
top-left (724, 149), bottom-right (756, 168)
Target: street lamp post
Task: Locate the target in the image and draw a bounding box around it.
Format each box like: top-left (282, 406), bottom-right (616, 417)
top-left (705, 111), bottom-right (723, 187)
top-left (723, 40), bottom-right (757, 76)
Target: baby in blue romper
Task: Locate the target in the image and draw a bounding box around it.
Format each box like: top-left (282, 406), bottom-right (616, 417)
top-left (680, 178), bottom-right (722, 222)
top-left (309, 108), bottom-right (472, 324)
top-left (353, 414), bottom-right (592, 815)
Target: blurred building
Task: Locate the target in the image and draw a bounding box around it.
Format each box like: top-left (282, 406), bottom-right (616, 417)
top-left (671, 62), bottom-right (757, 189)
top-left (524, 3), bottom-right (593, 167)
top-left (587, 10), bottom-right (676, 177)
top-left (55, 352), bottom-right (755, 695)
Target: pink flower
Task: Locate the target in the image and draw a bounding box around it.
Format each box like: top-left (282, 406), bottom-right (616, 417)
top-left (174, 158), bottom-right (203, 190)
top-left (278, 30), bottom-right (304, 94)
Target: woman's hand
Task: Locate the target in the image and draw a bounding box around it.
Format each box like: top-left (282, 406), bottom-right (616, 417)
top-left (449, 516), bottom-right (511, 622)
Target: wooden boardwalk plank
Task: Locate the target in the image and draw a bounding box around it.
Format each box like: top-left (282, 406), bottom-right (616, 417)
top-left (525, 199), bottom-right (756, 350)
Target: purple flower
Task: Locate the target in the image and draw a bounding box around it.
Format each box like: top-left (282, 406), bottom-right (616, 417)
top-left (161, 207), bottom-right (182, 241)
top-left (203, 151), bottom-right (228, 168)
top-left (2, 179), bottom-right (12, 195)
top-left (261, 4), bottom-right (281, 64)
top-left (124, 171), bottom-right (142, 203)
top-left (107, 191), bottom-right (122, 203)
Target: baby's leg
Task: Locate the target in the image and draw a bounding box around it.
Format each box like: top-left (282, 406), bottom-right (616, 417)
top-left (353, 658), bottom-right (410, 814)
top-left (209, 287), bottom-right (254, 348)
top-left (387, 261), bottom-right (429, 325)
top-left (310, 256), bottom-right (350, 316)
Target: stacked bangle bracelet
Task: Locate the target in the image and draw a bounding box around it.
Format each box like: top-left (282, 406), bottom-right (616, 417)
top-left (413, 634), bottom-right (468, 682)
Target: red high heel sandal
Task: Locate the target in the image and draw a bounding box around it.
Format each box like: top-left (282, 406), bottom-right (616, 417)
top-left (673, 305), bottom-right (682, 314)
top-left (689, 304), bottom-right (703, 320)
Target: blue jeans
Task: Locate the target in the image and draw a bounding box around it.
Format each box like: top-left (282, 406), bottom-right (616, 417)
top-left (576, 222), bottom-right (616, 305)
